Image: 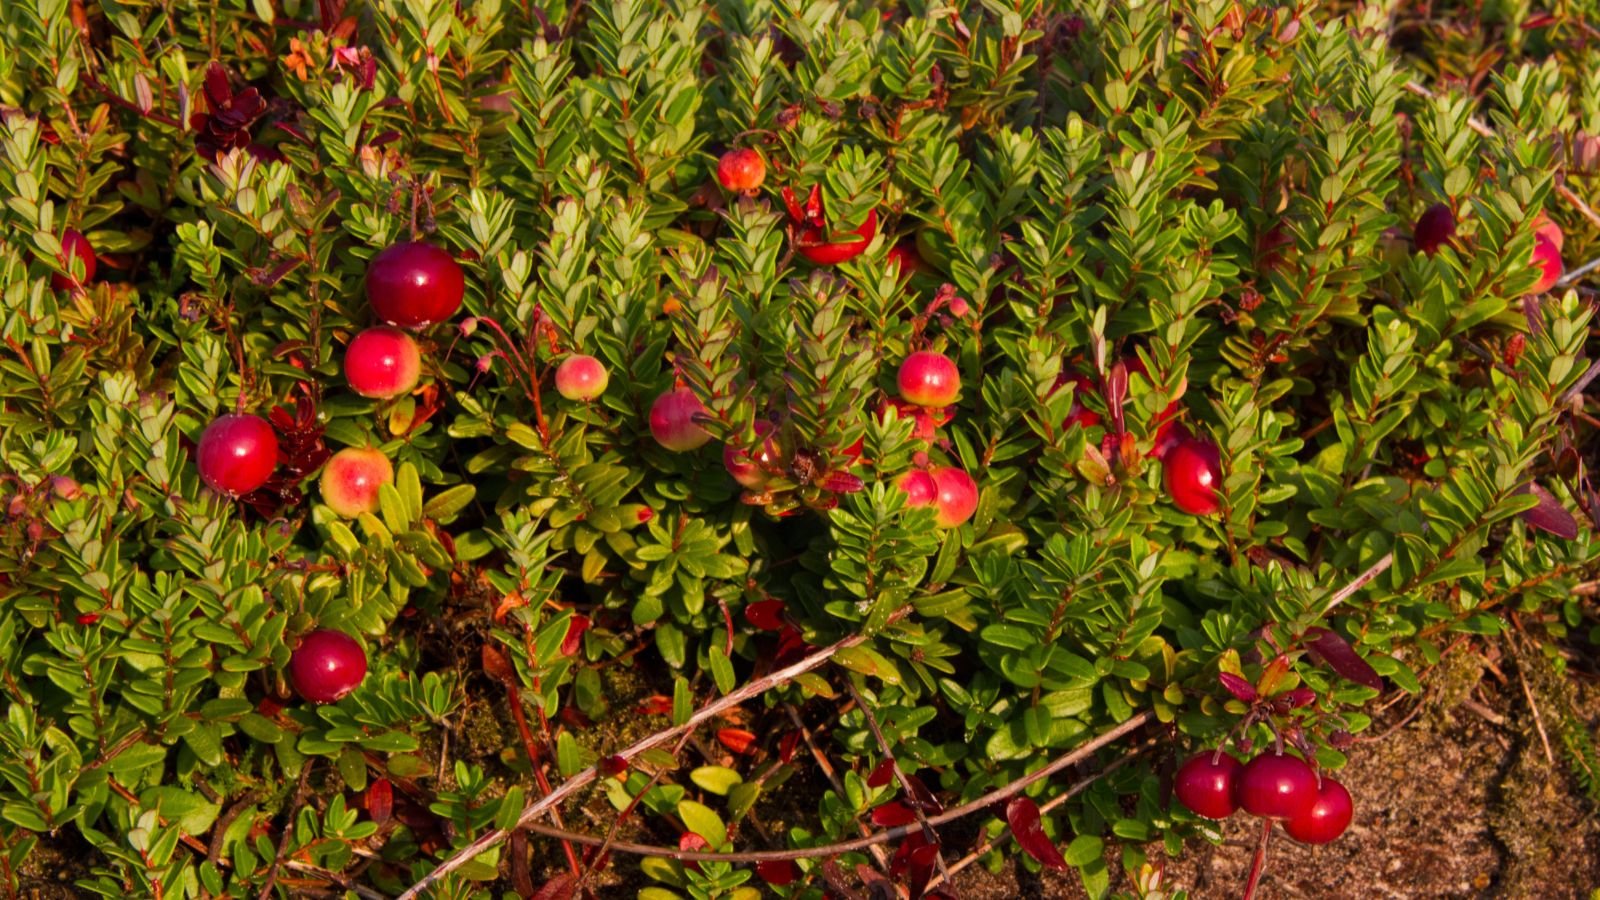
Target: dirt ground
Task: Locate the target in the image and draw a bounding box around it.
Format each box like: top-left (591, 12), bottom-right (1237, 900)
top-left (954, 649), bottom-right (1600, 900)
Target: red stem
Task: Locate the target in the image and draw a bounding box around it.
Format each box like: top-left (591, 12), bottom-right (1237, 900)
top-left (1241, 818), bottom-right (1273, 900)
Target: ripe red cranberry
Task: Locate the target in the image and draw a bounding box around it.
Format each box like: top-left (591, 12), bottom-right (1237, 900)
top-left (1533, 211), bottom-right (1564, 251)
top-left (724, 421), bottom-right (780, 488)
top-left (1174, 752), bottom-right (1243, 820)
top-left (649, 388), bottom-right (711, 452)
top-left (716, 148), bottom-right (767, 193)
top-left (288, 629), bottom-right (368, 703)
top-left (196, 414), bottom-right (279, 497)
top-left (554, 354), bottom-right (609, 401)
top-left (931, 466), bottom-right (978, 528)
top-left (365, 241), bottom-right (465, 328)
top-left (1530, 233), bottom-right (1563, 294)
top-left (1053, 370), bottom-right (1102, 430)
top-left (344, 326), bottom-right (422, 399)
top-left (1412, 203), bottom-right (1455, 256)
top-left (896, 469), bottom-right (938, 508)
top-left (898, 351), bottom-right (961, 408)
top-left (1164, 436), bottom-right (1222, 516)
top-left (1237, 753), bottom-right (1319, 820)
top-left (319, 448), bottom-right (394, 518)
top-left (1283, 776), bottom-right (1353, 844)
top-left (52, 228), bottom-right (97, 291)
top-left (886, 241), bottom-right (931, 281)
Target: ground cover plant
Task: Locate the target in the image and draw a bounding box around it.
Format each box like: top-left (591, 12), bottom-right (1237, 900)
top-left (1, 0), bottom-right (1599, 897)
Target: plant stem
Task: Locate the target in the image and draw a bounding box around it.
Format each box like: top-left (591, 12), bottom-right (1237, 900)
top-left (1241, 817), bottom-right (1274, 900)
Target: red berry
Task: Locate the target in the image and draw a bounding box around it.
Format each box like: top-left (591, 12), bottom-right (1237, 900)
top-left (649, 388), bottom-right (711, 452)
top-left (896, 470), bottom-right (938, 508)
top-left (554, 354), bottom-right (609, 402)
top-left (931, 466), bottom-right (978, 529)
top-left (1053, 371), bottom-right (1102, 430)
top-left (288, 629), bottom-right (368, 703)
top-left (715, 148), bottom-right (767, 193)
top-left (196, 414), bottom-right (279, 497)
top-left (1174, 752), bottom-right (1243, 820)
top-left (886, 241), bottom-right (931, 281)
top-left (1164, 437), bottom-right (1222, 516)
top-left (344, 326), bottom-right (422, 399)
top-left (1412, 203), bottom-right (1455, 256)
top-left (1530, 233), bottom-right (1563, 294)
top-left (365, 242), bottom-right (465, 328)
top-left (1533, 211), bottom-right (1564, 251)
top-left (878, 397), bottom-right (952, 440)
top-left (898, 351), bottom-right (960, 408)
top-left (1124, 356), bottom-right (1182, 456)
top-left (52, 229), bottom-right (97, 291)
top-left (1237, 753), bottom-right (1319, 820)
top-left (724, 421), bottom-right (781, 488)
top-left (319, 448), bottom-right (394, 518)
top-left (1283, 776), bottom-right (1354, 844)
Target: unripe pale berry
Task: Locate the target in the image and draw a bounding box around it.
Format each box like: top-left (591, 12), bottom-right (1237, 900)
top-left (649, 388), bottom-right (711, 452)
top-left (319, 447), bottom-right (394, 518)
top-left (897, 351), bottom-right (960, 408)
top-left (344, 326), bottom-right (422, 399)
top-left (555, 354), bottom-right (609, 401)
top-left (197, 414), bottom-right (279, 497)
top-left (366, 242), bottom-right (465, 328)
top-left (289, 629), bottom-right (368, 703)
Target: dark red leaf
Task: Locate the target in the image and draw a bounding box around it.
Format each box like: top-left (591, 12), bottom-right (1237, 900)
top-left (900, 771), bottom-right (943, 813)
top-left (1304, 627), bottom-right (1383, 690)
top-left (1518, 483), bottom-right (1579, 540)
top-left (778, 730), bottom-right (800, 763)
top-left (871, 801), bottom-right (918, 827)
top-left (744, 599), bottom-right (786, 631)
top-left (600, 755), bottom-right (628, 778)
top-left (1218, 671), bottom-right (1258, 703)
top-left (756, 860), bottom-right (798, 885)
top-left (1004, 796), bottom-right (1068, 871)
top-left (717, 728), bottom-right (756, 755)
top-left (531, 874), bottom-right (577, 900)
top-left (890, 832), bottom-right (941, 900)
top-left (867, 759), bottom-right (897, 789)
top-left (561, 615), bottom-right (590, 657)
top-left (364, 779), bottom-right (393, 824)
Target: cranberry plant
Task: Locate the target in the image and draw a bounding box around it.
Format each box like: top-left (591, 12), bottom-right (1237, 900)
top-left (0, 0), bottom-right (1597, 897)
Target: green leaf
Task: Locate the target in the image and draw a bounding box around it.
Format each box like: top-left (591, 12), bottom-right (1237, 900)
top-left (689, 766), bottom-right (742, 796)
top-left (676, 799), bottom-right (726, 847)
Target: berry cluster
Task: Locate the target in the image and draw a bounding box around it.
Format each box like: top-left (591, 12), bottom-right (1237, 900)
top-left (192, 239), bottom-right (471, 704)
top-left (1175, 749), bottom-right (1354, 845)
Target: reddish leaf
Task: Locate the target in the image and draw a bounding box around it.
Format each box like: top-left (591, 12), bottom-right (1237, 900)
top-left (638, 695), bottom-right (673, 716)
top-left (679, 833), bottom-right (709, 851)
top-left (481, 643), bottom-right (517, 684)
top-left (756, 859), bottom-right (799, 886)
top-left (889, 833), bottom-right (941, 900)
top-left (558, 707), bottom-right (593, 729)
top-left (531, 874), bottom-right (577, 900)
top-left (717, 728), bottom-right (757, 755)
top-left (745, 599), bottom-right (786, 631)
top-left (1004, 796), bottom-right (1068, 871)
top-left (1278, 686), bottom-right (1317, 710)
top-left (599, 755), bottom-right (628, 778)
top-left (900, 771), bottom-right (943, 813)
top-left (867, 759), bottom-right (896, 789)
top-left (1218, 671), bottom-right (1258, 703)
top-left (871, 801), bottom-right (918, 827)
top-left (561, 615), bottom-right (590, 657)
top-left (1518, 483), bottom-right (1579, 540)
top-left (778, 730), bottom-right (801, 763)
top-left (1305, 628), bottom-right (1383, 690)
top-left (364, 779), bottom-right (393, 825)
